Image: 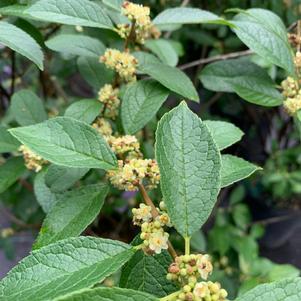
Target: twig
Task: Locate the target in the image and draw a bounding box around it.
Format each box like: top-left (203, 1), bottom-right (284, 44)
top-left (179, 49), bottom-right (253, 70)
top-left (138, 183), bottom-right (178, 259)
top-left (124, 20), bottom-right (136, 50)
top-left (199, 92), bottom-right (223, 114)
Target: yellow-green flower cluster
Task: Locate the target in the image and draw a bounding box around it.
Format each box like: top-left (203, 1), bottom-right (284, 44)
top-left (281, 76), bottom-right (301, 115)
top-left (107, 158), bottom-right (160, 191)
top-left (116, 1), bottom-right (161, 44)
top-left (294, 51), bottom-right (301, 68)
top-left (132, 202), bottom-right (171, 254)
top-left (166, 254), bottom-right (228, 301)
top-left (98, 84), bottom-right (120, 119)
top-left (281, 77), bottom-right (299, 98)
top-left (100, 49), bottom-right (138, 82)
top-left (107, 135), bottom-right (141, 159)
top-left (19, 145), bottom-right (48, 172)
top-left (92, 117), bottom-right (113, 138)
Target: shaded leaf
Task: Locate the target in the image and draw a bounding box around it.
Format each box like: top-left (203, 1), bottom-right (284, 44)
top-left (0, 126), bottom-right (20, 153)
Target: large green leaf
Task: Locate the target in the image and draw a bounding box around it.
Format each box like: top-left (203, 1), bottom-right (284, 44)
top-left (121, 79), bottom-right (169, 134)
top-left (232, 9), bottom-right (294, 74)
top-left (0, 21), bottom-right (43, 70)
top-left (0, 237), bottom-right (135, 301)
top-left (0, 126), bottom-right (20, 153)
top-left (9, 117), bottom-right (117, 169)
top-left (34, 184), bottom-right (109, 249)
top-left (235, 277), bottom-right (301, 301)
top-left (11, 89), bottom-right (47, 126)
top-left (153, 7), bottom-right (231, 26)
top-left (0, 157), bottom-right (26, 194)
top-left (145, 39), bottom-right (179, 67)
top-left (221, 155), bottom-right (261, 188)
top-left (26, 0), bottom-right (113, 29)
top-left (204, 120), bottom-right (244, 151)
top-left (120, 249), bottom-right (176, 297)
top-left (200, 58), bottom-right (283, 107)
top-left (45, 164), bottom-right (89, 192)
top-left (77, 56), bottom-right (114, 89)
top-left (155, 102), bottom-right (221, 237)
top-left (56, 287), bottom-right (158, 301)
top-left (34, 169), bottom-right (58, 213)
top-left (64, 99), bottom-right (102, 124)
top-left (137, 56), bottom-right (199, 102)
top-left (46, 34), bottom-right (105, 58)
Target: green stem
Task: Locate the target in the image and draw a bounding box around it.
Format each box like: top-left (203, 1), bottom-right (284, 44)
top-left (160, 291), bottom-right (180, 301)
top-left (185, 236), bottom-right (191, 255)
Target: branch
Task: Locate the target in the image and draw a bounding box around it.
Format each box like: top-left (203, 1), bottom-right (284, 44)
top-left (179, 49), bottom-right (253, 70)
top-left (138, 183), bottom-right (178, 259)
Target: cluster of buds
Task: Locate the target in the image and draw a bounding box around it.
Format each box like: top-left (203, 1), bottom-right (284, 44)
top-left (132, 202), bottom-right (171, 254)
top-left (100, 49), bottom-right (138, 82)
top-left (107, 135), bottom-right (141, 159)
top-left (214, 256), bottom-right (233, 276)
top-left (19, 145), bottom-right (48, 172)
top-left (281, 77), bottom-right (301, 115)
top-left (116, 1), bottom-right (161, 44)
top-left (98, 84), bottom-right (120, 119)
top-left (167, 254), bottom-right (228, 301)
top-left (107, 158), bottom-right (160, 191)
top-left (92, 117), bottom-right (113, 138)
top-left (294, 51), bottom-right (301, 68)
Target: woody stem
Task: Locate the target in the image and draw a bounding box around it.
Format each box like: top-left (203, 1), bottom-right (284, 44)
top-left (138, 183), bottom-right (178, 259)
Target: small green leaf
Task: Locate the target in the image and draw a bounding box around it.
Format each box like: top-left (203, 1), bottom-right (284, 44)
top-left (232, 9), bottom-right (294, 74)
top-left (46, 34), bottom-right (105, 58)
top-left (120, 249), bottom-right (177, 297)
top-left (121, 79), bottom-right (169, 134)
top-left (204, 120), bottom-right (244, 150)
top-left (0, 237), bottom-right (135, 301)
top-left (9, 117), bottom-right (117, 169)
top-left (221, 155), bottom-right (261, 188)
top-left (200, 58), bottom-right (283, 107)
top-left (34, 184), bottom-right (109, 249)
top-left (56, 287), bottom-right (158, 301)
top-left (11, 89), bottom-right (47, 126)
top-left (45, 165), bottom-right (89, 192)
top-left (77, 56), bottom-right (114, 89)
top-left (26, 0), bottom-right (113, 29)
top-left (0, 21), bottom-right (43, 70)
top-left (155, 102), bottom-right (221, 237)
top-left (64, 99), bottom-right (102, 124)
top-left (0, 157), bottom-right (26, 194)
top-left (153, 7), bottom-right (231, 26)
top-left (0, 126), bottom-right (20, 153)
top-left (34, 169), bottom-right (58, 213)
top-left (235, 277), bottom-right (301, 301)
top-left (137, 55), bottom-right (199, 102)
top-left (145, 39), bottom-right (179, 67)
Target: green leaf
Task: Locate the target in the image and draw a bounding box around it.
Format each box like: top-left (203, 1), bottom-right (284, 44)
top-left (235, 277), bottom-right (301, 301)
top-left (64, 99), bottom-right (102, 124)
top-left (0, 237), bottom-right (135, 301)
top-left (267, 264), bottom-right (300, 282)
top-left (0, 126), bottom-right (20, 153)
top-left (34, 184), bottom-right (109, 249)
top-left (221, 155), bottom-right (261, 188)
top-left (56, 287), bottom-right (158, 301)
top-left (46, 34), bottom-right (105, 58)
top-left (0, 157), bottom-right (26, 194)
top-left (153, 7), bottom-right (231, 26)
top-left (145, 39), bottom-right (179, 67)
top-left (11, 89), bottom-right (47, 126)
top-left (0, 21), bottom-right (43, 70)
top-left (120, 250), bottom-right (177, 297)
top-left (121, 79), bottom-right (169, 134)
top-left (200, 58), bottom-right (283, 107)
top-left (34, 169), bottom-right (58, 213)
top-left (9, 117), bottom-right (117, 169)
top-left (204, 120), bottom-right (244, 150)
top-left (45, 165), bottom-right (89, 192)
top-left (155, 102), bottom-right (221, 237)
top-left (77, 56), bottom-right (114, 89)
top-left (232, 9), bottom-right (294, 74)
top-left (137, 55), bottom-right (199, 102)
top-left (26, 0), bottom-right (113, 29)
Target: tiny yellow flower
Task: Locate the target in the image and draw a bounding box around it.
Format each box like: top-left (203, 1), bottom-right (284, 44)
top-left (148, 230), bottom-right (169, 254)
top-left (196, 254), bottom-right (213, 280)
top-left (193, 282), bottom-right (210, 299)
top-left (19, 145), bottom-right (48, 172)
